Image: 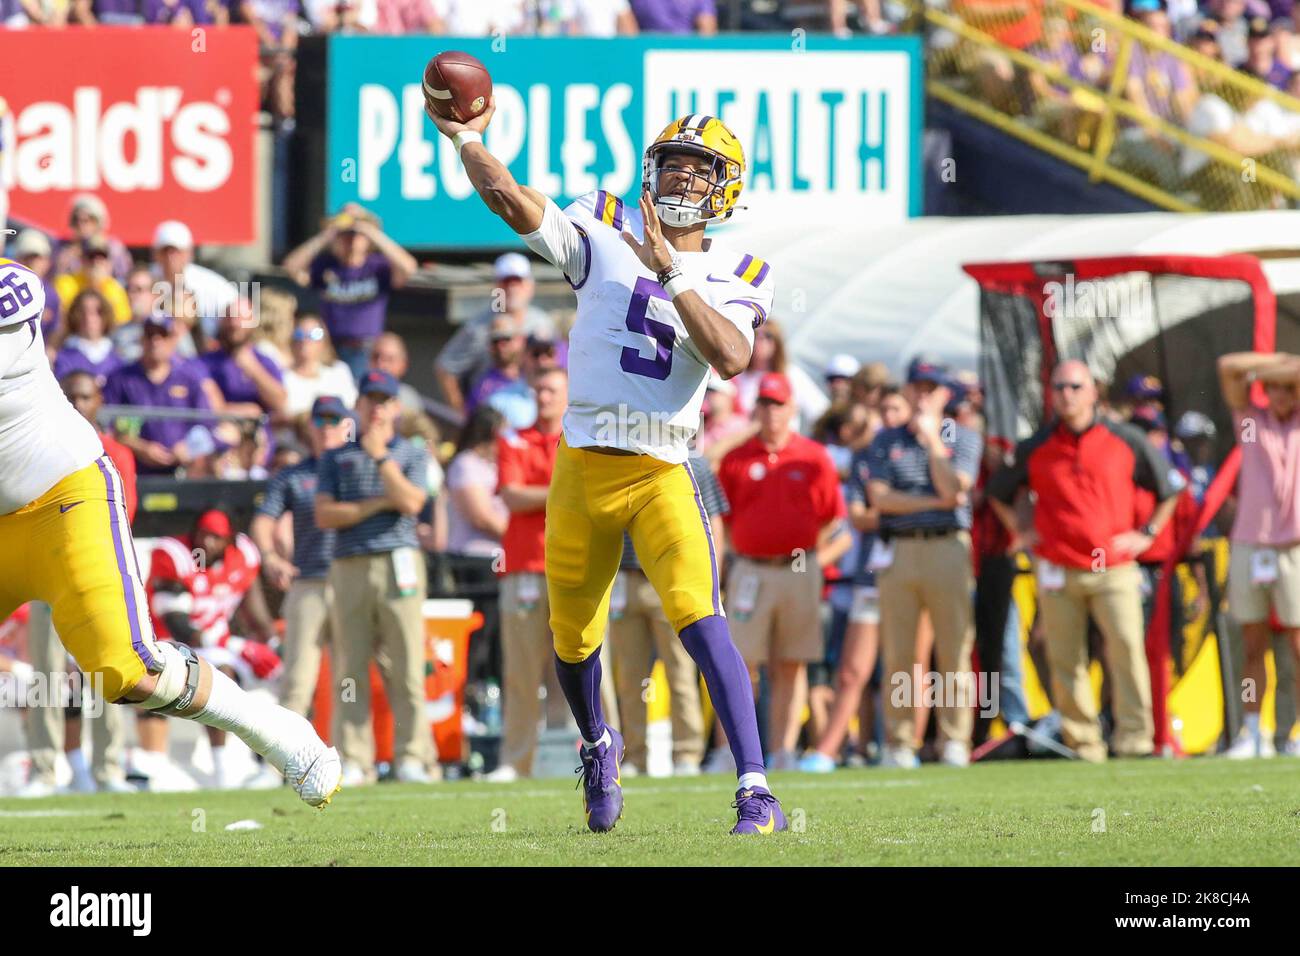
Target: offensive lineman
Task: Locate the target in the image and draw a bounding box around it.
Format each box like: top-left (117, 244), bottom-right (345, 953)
top-left (425, 99), bottom-right (784, 834)
top-left (0, 244), bottom-right (342, 807)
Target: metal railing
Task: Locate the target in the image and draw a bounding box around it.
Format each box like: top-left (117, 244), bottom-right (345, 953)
top-left (914, 0), bottom-right (1300, 211)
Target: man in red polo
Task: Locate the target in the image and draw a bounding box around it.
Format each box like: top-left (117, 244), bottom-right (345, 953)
top-left (988, 360), bottom-right (1179, 762)
top-left (491, 367), bottom-right (568, 781)
top-left (718, 372), bottom-right (849, 770)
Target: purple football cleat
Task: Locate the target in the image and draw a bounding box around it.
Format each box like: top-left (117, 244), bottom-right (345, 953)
top-left (577, 727), bottom-right (624, 833)
top-left (730, 786), bottom-right (786, 835)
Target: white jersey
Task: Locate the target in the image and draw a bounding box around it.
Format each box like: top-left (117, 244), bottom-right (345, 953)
top-left (522, 190), bottom-right (775, 463)
top-left (0, 258), bottom-right (103, 515)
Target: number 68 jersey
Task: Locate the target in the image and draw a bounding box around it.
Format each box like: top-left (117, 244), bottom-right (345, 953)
top-left (522, 190), bottom-right (775, 464)
top-left (0, 258), bottom-right (103, 515)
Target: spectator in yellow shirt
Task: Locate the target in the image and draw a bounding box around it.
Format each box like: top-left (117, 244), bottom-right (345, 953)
top-left (54, 234), bottom-right (130, 328)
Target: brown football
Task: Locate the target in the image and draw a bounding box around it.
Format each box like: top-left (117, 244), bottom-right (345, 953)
top-left (423, 51), bottom-right (492, 123)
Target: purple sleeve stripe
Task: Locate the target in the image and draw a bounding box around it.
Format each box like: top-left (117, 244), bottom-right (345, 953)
top-left (751, 261), bottom-right (770, 287)
top-left (569, 223), bottom-right (591, 291)
top-left (734, 253), bottom-right (753, 279)
top-left (611, 198), bottom-right (625, 232)
top-left (723, 298), bottom-right (767, 329)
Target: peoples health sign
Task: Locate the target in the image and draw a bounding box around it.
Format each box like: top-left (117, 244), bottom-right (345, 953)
top-left (327, 35), bottom-right (922, 249)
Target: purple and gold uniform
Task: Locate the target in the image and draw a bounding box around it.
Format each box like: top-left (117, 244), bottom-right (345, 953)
top-left (0, 258), bottom-right (161, 701)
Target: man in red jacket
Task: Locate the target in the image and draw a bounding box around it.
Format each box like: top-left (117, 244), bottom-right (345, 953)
top-left (989, 360), bottom-right (1180, 762)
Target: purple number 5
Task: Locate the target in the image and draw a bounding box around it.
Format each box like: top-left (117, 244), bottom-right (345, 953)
top-left (620, 276), bottom-right (675, 381)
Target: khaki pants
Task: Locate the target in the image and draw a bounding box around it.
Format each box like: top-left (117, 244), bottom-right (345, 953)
top-left (606, 569), bottom-right (705, 770)
top-left (499, 572), bottom-right (553, 776)
top-left (328, 551), bottom-right (431, 772)
top-left (726, 557), bottom-right (825, 665)
top-left (24, 601), bottom-right (125, 787)
top-left (279, 578), bottom-right (332, 718)
top-left (877, 533), bottom-right (976, 752)
top-left (1036, 560), bottom-right (1153, 761)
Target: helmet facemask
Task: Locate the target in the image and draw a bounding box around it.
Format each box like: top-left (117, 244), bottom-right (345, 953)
top-left (644, 144), bottom-right (735, 228)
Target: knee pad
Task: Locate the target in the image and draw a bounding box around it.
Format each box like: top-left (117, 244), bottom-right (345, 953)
top-left (138, 642), bottom-right (202, 716)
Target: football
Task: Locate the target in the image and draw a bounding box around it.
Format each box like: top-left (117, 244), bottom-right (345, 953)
top-left (423, 51), bottom-right (492, 123)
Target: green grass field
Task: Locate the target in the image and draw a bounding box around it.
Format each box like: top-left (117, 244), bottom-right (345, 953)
top-left (2, 758), bottom-right (1298, 866)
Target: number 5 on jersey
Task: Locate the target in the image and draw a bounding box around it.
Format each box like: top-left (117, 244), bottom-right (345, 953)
top-left (621, 276), bottom-right (674, 381)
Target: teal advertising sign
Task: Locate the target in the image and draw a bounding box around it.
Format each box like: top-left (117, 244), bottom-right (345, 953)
top-left (326, 34), bottom-right (922, 248)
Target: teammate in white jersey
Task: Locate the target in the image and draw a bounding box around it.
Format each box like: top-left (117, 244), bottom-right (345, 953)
top-left (0, 248), bottom-right (341, 806)
top-left (426, 98), bottom-right (785, 835)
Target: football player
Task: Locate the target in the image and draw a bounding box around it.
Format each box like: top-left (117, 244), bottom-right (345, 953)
top-left (139, 509), bottom-right (284, 789)
top-left (426, 102), bottom-right (784, 834)
top-left (0, 246), bottom-right (341, 807)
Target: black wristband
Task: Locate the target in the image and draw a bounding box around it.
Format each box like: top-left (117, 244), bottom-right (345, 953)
top-left (657, 266), bottom-right (681, 286)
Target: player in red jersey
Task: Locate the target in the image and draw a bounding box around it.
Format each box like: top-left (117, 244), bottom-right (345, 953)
top-left (139, 510), bottom-right (283, 789)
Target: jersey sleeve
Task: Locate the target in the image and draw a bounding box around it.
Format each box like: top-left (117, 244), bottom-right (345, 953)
top-left (0, 260), bottom-right (46, 330)
top-left (715, 254), bottom-right (775, 346)
top-left (521, 196), bottom-right (592, 290)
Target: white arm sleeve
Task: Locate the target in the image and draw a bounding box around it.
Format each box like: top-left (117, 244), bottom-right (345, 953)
top-left (520, 198), bottom-right (591, 289)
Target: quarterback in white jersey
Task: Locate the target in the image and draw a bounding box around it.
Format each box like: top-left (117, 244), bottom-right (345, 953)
top-left (426, 96), bottom-right (786, 836)
top-left (530, 184), bottom-right (774, 463)
top-left (0, 246), bottom-right (341, 806)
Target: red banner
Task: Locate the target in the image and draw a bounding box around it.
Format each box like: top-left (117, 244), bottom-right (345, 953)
top-left (1, 26), bottom-right (259, 246)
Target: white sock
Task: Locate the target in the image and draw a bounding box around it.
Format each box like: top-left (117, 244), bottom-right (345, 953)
top-left (737, 771), bottom-right (768, 793)
top-left (1244, 712), bottom-right (1261, 737)
top-left (583, 727), bottom-right (611, 751)
top-left (67, 749), bottom-right (93, 790)
top-left (189, 666), bottom-right (317, 773)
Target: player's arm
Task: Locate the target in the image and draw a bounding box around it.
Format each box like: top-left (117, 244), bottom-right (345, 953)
top-left (622, 191), bottom-right (751, 377)
top-left (424, 96), bottom-right (545, 235)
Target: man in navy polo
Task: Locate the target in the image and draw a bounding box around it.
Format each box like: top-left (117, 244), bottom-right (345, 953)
top-left (315, 370), bottom-right (432, 785)
top-left (102, 314), bottom-right (216, 474)
top-left (865, 355), bottom-right (982, 769)
top-left (250, 395), bottom-right (353, 719)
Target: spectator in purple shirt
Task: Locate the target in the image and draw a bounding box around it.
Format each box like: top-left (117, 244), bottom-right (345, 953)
top-left (72, 0), bottom-right (146, 24)
top-left (240, 0), bottom-right (301, 127)
top-left (10, 229), bottom-right (60, 340)
top-left (144, 0), bottom-right (230, 24)
top-left (466, 314), bottom-right (530, 414)
top-left (1126, 5), bottom-right (1196, 124)
top-left (1244, 17), bottom-right (1294, 87)
top-left (52, 290), bottom-right (123, 389)
top-left (103, 315), bottom-right (217, 475)
top-left (628, 0), bottom-right (715, 33)
top-left (283, 203), bottom-right (417, 382)
top-left (200, 297), bottom-right (288, 419)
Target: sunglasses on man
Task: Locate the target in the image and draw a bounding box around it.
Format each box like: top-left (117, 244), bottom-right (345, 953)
top-left (293, 327), bottom-right (326, 342)
top-left (1052, 381), bottom-right (1085, 392)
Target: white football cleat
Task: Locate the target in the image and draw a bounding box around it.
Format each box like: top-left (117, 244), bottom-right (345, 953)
top-left (283, 744), bottom-right (342, 808)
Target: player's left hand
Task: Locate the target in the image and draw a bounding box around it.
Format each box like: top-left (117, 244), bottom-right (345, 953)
top-left (622, 189), bottom-right (676, 275)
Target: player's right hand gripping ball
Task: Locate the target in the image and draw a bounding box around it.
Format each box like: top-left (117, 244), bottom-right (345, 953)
top-left (423, 51), bottom-right (492, 123)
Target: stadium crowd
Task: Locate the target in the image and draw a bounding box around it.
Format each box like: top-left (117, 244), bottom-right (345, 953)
top-left (3, 189), bottom-right (1299, 796)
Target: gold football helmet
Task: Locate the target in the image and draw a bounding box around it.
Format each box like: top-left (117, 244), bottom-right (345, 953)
top-left (643, 114), bottom-right (745, 228)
